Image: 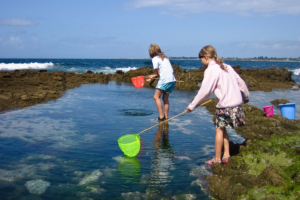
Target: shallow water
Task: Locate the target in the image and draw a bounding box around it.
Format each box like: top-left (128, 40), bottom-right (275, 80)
top-left (0, 82), bottom-right (299, 200)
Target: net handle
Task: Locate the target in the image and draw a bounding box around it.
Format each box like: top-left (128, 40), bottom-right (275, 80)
top-left (139, 99), bottom-right (212, 135)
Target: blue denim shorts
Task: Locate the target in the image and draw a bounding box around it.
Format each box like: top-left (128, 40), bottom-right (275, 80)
top-left (156, 81), bottom-right (176, 94)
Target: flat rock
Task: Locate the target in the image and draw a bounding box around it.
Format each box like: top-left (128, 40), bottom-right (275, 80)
top-left (25, 179), bottom-right (50, 195)
top-left (271, 98), bottom-right (290, 106)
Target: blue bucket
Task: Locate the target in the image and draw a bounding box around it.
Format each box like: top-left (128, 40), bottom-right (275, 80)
top-left (279, 103), bottom-right (296, 120)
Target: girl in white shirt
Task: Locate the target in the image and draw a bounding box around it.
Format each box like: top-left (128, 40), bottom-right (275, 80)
top-left (147, 44), bottom-right (177, 122)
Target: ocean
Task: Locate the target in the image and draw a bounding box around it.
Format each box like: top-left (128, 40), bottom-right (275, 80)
top-left (0, 58), bottom-right (299, 77)
top-left (0, 59), bottom-right (299, 199)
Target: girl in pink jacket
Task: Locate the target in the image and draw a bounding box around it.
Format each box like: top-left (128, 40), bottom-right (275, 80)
top-left (186, 45), bottom-right (249, 165)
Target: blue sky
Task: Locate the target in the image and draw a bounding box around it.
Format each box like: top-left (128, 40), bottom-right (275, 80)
top-left (0, 0), bottom-right (300, 58)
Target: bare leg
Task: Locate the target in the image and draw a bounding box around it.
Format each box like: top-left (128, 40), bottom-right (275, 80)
top-left (215, 127), bottom-right (230, 161)
top-left (222, 128), bottom-right (230, 158)
top-left (153, 89), bottom-right (164, 119)
top-left (162, 93), bottom-right (169, 119)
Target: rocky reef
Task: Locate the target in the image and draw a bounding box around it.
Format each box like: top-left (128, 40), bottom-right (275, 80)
top-left (270, 98), bottom-right (290, 106)
top-left (202, 99), bottom-right (300, 200)
top-left (0, 65), bottom-right (297, 113)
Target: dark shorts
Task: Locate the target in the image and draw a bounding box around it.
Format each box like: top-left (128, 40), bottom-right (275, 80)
top-left (215, 105), bottom-right (246, 129)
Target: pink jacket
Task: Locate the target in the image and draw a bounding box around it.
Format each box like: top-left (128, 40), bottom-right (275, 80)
top-left (188, 60), bottom-right (249, 110)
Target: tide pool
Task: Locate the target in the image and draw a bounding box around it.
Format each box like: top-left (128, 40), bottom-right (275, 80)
top-left (0, 82), bottom-right (299, 199)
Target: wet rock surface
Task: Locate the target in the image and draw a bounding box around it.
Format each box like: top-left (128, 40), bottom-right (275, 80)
top-left (232, 66), bottom-right (296, 92)
top-left (203, 99), bottom-right (300, 200)
top-left (271, 98), bottom-right (290, 106)
top-left (0, 65), bottom-right (296, 113)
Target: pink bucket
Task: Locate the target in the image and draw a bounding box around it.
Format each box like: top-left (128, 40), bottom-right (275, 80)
top-left (263, 105), bottom-right (273, 117)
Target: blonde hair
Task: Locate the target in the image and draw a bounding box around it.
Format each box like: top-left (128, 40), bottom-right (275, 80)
top-left (149, 44), bottom-right (168, 60)
top-left (199, 45), bottom-right (226, 70)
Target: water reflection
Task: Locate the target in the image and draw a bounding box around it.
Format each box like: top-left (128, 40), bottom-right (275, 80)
top-left (148, 122), bottom-right (174, 191)
top-left (117, 156), bottom-right (140, 183)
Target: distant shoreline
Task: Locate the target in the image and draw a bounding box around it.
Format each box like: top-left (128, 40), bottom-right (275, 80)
top-left (129, 58), bottom-right (300, 62)
top-left (1, 58), bottom-right (299, 62)
top-left (225, 59), bottom-right (300, 63)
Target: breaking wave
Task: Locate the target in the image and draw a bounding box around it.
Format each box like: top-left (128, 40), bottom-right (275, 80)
top-left (293, 68), bottom-right (300, 75)
top-left (0, 62), bottom-right (54, 70)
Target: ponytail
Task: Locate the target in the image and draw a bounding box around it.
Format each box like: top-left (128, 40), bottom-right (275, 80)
top-left (215, 56), bottom-right (226, 71)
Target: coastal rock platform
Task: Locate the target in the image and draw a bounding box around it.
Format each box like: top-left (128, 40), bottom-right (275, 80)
top-left (0, 65), bottom-right (297, 113)
top-left (203, 99), bottom-right (300, 200)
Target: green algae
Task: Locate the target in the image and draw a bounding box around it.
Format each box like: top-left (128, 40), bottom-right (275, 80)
top-left (203, 99), bottom-right (300, 200)
top-left (240, 185), bottom-right (300, 200)
top-left (269, 132), bottom-right (300, 147)
top-left (243, 151), bottom-right (293, 176)
top-left (239, 132), bottom-right (300, 200)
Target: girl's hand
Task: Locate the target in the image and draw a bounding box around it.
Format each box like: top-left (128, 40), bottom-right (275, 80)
top-left (149, 74), bottom-right (157, 78)
top-left (146, 74), bottom-right (157, 82)
top-left (243, 99), bottom-right (249, 104)
top-left (186, 107), bottom-right (192, 113)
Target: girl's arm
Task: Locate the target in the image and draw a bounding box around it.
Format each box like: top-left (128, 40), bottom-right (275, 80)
top-left (187, 68), bottom-right (218, 111)
top-left (146, 69), bottom-right (159, 82)
top-left (149, 69), bottom-right (160, 77)
top-left (231, 68), bottom-right (250, 102)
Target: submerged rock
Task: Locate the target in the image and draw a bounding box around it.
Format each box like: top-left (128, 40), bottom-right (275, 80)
top-left (172, 194), bottom-right (196, 200)
top-left (175, 156), bottom-right (192, 160)
top-left (25, 179), bottom-right (50, 195)
top-left (190, 165), bottom-right (213, 195)
top-left (121, 191), bottom-right (146, 200)
top-left (79, 170), bottom-right (103, 185)
top-left (77, 185), bottom-right (106, 197)
top-left (0, 162), bottom-right (55, 182)
top-left (102, 167), bottom-right (117, 177)
top-left (120, 109), bottom-right (153, 116)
